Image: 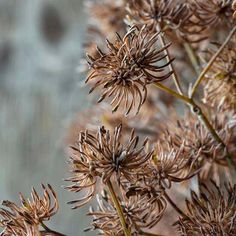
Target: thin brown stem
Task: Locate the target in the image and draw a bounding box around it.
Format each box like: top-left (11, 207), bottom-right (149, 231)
top-left (164, 191), bottom-right (189, 219)
top-left (190, 25), bottom-right (236, 98)
top-left (154, 82), bottom-right (191, 104)
top-left (40, 222), bottom-right (67, 236)
top-left (107, 180), bottom-right (132, 236)
top-left (157, 25), bottom-right (184, 95)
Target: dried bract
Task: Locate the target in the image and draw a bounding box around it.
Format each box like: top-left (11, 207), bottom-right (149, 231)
top-left (65, 141), bottom-right (98, 209)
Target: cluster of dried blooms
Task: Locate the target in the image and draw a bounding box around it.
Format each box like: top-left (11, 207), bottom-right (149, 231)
top-left (0, 185), bottom-right (64, 236)
top-left (1, 0), bottom-right (236, 235)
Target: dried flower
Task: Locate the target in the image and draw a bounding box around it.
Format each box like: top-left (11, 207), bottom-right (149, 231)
top-left (0, 184), bottom-right (59, 236)
top-left (86, 25), bottom-right (173, 115)
top-left (175, 181), bottom-right (236, 236)
top-left (194, 0), bottom-right (234, 28)
top-left (66, 124), bottom-right (153, 208)
top-left (202, 44), bottom-right (236, 113)
top-left (87, 192), bottom-right (166, 235)
top-left (126, 0), bottom-right (191, 32)
top-left (159, 111), bottom-right (234, 181)
top-left (145, 142), bottom-right (197, 191)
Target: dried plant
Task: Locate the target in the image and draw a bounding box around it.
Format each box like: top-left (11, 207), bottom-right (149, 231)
top-left (159, 111), bottom-right (236, 182)
top-left (0, 185), bottom-right (64, 236)
top-left (87, 192), bottom-right (165, 235)
top-left (86, 25), bottom-right (173, 115)
top-left (2, 0), bottom-right (236, 235)
top-left (175, 181), bottom-right (236, 236)
top-left (65, 124), bottom-right (153, 209)
top-left (126, 0), bottom-right (191, 31)
top-left (202, 43), bottom-right (236, 113)
top-left (194, 0), bottom-right (234, 28)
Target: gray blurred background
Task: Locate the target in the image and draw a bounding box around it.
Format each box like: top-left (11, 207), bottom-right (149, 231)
top-left (0, 0), bottom-right (92, 235)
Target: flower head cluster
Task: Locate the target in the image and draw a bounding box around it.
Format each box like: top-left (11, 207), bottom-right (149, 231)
top-left (66, 124), bottom-right (153, 208)
top-left (0, 184), bottom-right (59, 236)
top-left (86, 25), bottom-right (173, 115)
top-left (176, 181), bottom-right (236, 236)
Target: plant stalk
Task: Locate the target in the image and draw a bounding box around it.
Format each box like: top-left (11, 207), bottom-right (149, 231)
top-left (156, 24), bottom-right (184, 95)
top-left (183, 43), bottom-right (201, 75)
top-left (107, 180), bottom-right (132, 236)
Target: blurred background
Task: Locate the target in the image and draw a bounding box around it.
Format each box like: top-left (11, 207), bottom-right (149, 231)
top-left (0, 0), bottom-right (92, 235)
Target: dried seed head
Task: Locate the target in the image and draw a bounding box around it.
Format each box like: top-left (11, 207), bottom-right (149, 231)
top-left (126, 0), bottom-right (191, 32)
top-left (159, 111), bottom-right (235, 182)
top-left (86, 25), bottom-right (173, 115)
top-left (145, 142), bottom-right (197, 191)
top-left (202, 43), bottom-right (236, 114)
top-left (0, 185), bottom-right (58, 236)
top-left (66, 124), bottom-right (153, 208)
top-left (125, 0), bottom-right (206, 43)
top-left (175, 181), bottom-right (236, 236)
top-left (194, 0), bottom-right (234, 28)
top-left (87, 193), bottom-right (166, 235)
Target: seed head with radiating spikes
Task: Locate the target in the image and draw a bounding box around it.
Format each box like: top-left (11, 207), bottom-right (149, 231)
top-left (86, 25), bottom-right (173, 115)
